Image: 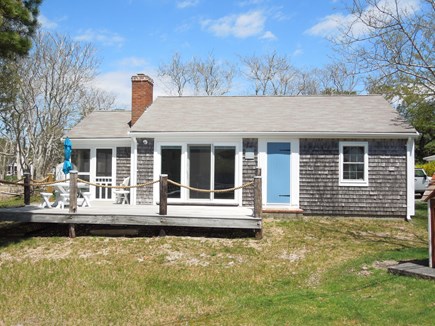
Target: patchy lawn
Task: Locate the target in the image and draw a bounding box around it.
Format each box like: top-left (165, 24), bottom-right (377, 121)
top-left (0, 202), bottom-right (433, 325)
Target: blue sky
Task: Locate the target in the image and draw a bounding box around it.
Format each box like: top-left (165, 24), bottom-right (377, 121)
top-left (37, 0), bottom-right (419, 107)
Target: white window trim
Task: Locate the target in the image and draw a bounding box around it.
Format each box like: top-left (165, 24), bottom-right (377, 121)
top-left (339, 141), bottom-right (369, 187)
top-left (154, 140), bottom-right (242, 205)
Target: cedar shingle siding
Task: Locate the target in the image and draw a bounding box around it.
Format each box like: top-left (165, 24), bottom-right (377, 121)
top-left (136, 138), bottom-right (154, 205)
top-left (299, 139), bottom-right (407, 217)
top-left (242, 138), bottom-right (258, 206)
top-left (116, 147), bottom-right (131, 185)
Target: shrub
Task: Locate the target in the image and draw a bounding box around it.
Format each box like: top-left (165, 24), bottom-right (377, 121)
top-left (416, 161), bottom-right (435, 177)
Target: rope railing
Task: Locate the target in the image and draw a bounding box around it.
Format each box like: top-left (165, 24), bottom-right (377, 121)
top-left (0, 179), bottom-right (25, 186)
top-left (3, 171), bottom-right (263, 225)
top-left (167, 179), bottom-right (254, 193)
top-left (31, 176), bottom-right (49, 183)
top-left (0, 177), bottom-right (254, 192)
top-left (77, 178), bottom-right (159, 189)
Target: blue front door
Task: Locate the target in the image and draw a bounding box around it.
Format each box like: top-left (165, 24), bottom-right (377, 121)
top-left (267, 142), bottom-right (291, 204)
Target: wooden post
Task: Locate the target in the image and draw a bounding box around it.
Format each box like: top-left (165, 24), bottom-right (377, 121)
top-left (255, 167), bottom-right (262, 177)
top-left (69, 170), bottom-right (78, 238)
top-left (254, 175), bottom-right (262, 218)
top-left (430, 198), bottom-right (435, 268)
top-left (47, 173), bottom-right (54, 196)
top-left (254, 175), bottom-right (263, 239)
top-left (159, 174), bottom-right (168, 216)
top-left (23, 172), bottom-right (31, 205)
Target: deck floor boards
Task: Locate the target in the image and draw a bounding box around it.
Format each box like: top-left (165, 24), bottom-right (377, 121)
top-left (0, 202), bottom-right (261, 230)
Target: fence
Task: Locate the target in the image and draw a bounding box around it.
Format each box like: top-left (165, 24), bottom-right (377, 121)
top-left (0, 170), bottom-right (263, 220)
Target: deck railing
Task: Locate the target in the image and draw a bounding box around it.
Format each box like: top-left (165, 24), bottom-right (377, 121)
top-left (0, 169), bottom-right (263, 238)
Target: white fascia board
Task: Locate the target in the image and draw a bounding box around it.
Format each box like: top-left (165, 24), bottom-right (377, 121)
top-left (129, 131), bottom-right (419, 139)
top-left (406, 137), bottom-right (415, 220)
top-left (70, 138), bottom-right (130, 148)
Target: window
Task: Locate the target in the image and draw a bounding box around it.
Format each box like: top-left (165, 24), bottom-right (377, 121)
top-left (214, 146), bottom-right (236, 199)
top-left (160, 144), bottom-right (237, 201)
top-left (189, 145), bottom-right (212, 199)
top-left (339, 142), bottom-right (368, 186)
top-left (71, 149), bottom-right (90, 181)
top-left (161, 146), bottom-right (181, 198)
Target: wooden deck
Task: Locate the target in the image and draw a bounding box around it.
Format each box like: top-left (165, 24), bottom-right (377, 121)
top-left (0, 202), bottom-right (262, 230)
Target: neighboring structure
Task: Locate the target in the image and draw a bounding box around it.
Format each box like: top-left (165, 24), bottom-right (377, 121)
top-left (424, 155), bottom-right (435, 162)
top-left (67, 74), bottom-right (419, 219)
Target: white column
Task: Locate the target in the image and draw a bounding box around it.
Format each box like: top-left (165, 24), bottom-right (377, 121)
top-left (406, 137), bottom-right (415, 220)
top-left (130, 137), bottom-right (137, 205)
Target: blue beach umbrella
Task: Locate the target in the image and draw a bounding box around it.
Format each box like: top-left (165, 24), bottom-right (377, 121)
top-left (62, 137), bottom-right (73, 176)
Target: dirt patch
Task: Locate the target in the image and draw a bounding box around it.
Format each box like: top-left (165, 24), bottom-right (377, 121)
top-left (372, 260), bottom-right (398, 270)
top-left (278, 248), bottom-right (307, 262)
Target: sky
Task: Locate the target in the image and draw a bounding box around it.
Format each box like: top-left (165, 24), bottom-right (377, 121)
top-left (38, 0), bottom-right (420, 108)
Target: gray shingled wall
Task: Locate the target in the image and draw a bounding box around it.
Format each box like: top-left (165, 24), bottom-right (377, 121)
top-left (116, 147), bottom-right (131, 185)
top-left (242, 138), bottom-right (258, 206)
top-left (136, 138), bottom-right (154, 205)
top-left (299, 139), bottom-right (407, 217)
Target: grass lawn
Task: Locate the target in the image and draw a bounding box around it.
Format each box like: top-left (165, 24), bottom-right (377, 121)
top-left (0, 201), bottom-right (434, 325)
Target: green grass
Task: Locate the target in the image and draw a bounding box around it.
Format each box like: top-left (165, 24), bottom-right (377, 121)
top-left (0, 202), bottom-right (434, 325)
top-left (0, 195), bottom-right (40, 208)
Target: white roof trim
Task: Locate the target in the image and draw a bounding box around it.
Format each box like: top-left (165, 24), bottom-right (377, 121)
top-left (129, 131), bottom-right (419, 139)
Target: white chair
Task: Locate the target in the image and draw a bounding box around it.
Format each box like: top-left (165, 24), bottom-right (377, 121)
top-left (58, 193), bottom-right (70, 209)
top-left (113, 177), bottom-right (130, 204)
top-left (81, 191), bottom-right (91, 207)
top-left (40, 192), bottom-right (53, 208)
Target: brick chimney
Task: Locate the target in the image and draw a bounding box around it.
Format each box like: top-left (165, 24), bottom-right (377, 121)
top-left (131, 73), bottom-right (153, 126)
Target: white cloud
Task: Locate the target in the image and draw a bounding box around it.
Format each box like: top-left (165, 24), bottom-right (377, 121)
top-left (74, 29), bottom-right (125, 47)
top-left (260, 31), bottom-right (277, 40)
top-left (306, 0), bottom-right (421, 37)
top-left (177, 0), bottom-right (200, 9)
top-left (38, 14), bottom-right (58, 29)
top-left (117, 57), bottom-right (148, 68)
top-left (292, 44), bottom-right (303, 57)
top-left (238, 0), bottom-right (265, 6)
top-left (94, 70), bottom-right (170, 108)
top-left (306, 13), bottom-right (347, 37)
top-left (201, 10), bottom-right (267, 38)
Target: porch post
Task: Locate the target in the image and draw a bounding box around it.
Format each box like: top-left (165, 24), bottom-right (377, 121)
top-left (254, 167), bottom-right (262, 220)
top-left (254, 174), bottom-right (263, 239)
top-left (430, 198), bottom-right (435, 268)
top-left (254, 175), bottom-right (262, 218)
top-left (159, 174), bottom-right (168, 215)
top-left (69, 170), bottom-right (78, 238)
top-left (23, 172), bottom-right (31, 206)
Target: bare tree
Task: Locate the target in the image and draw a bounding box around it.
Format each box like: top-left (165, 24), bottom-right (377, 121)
top-left (334, 0), bottom-right (435, 95)
top-left (157, 53), bottom-right (191, 96)
top-left (317, 63), bottom-right (359, 95)
top-left (297, 69), bottom-right (321, 95)
top-left (78, 88), bottom-right (116, 118)
top-left (191, 54), bottom-right (234, 96)
top-left (158, 53), bottom-right (235, 96)
top-left (0, 31), bottom-right (110, 178)
top-left (241, 52), bottom-right (301, 95)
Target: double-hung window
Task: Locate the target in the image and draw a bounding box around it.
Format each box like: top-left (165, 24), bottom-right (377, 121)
top-left (339, 142), bottom-right (368, 186)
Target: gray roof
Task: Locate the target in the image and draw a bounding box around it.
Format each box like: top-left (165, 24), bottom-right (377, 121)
top-left (67, 111), bottom-right (131, 139)
top-left (130, 95), bottom-right (416, 134)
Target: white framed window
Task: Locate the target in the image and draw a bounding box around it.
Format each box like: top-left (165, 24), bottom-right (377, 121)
top-left (339, 141), bottom-right (368, 186)
top-left (154, 140), bottom-right (241, 204)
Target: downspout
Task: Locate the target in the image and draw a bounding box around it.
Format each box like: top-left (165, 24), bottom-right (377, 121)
top-left (406, 137), bottom-right (415, 221)
top-left (131, 137), bottom-right (138, 205)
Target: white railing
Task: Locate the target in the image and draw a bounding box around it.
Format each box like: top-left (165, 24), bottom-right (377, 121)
top-left (95, 176), bottom-right (113, 200)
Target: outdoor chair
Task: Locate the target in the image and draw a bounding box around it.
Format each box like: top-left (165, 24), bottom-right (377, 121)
top-left (113, 177), bottom-right (130, 205)
top-left (40, 192), bottom-right (53, 208)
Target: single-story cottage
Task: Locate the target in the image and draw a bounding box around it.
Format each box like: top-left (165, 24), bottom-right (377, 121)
top-left (67, 74), bottom-right (418, 219)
